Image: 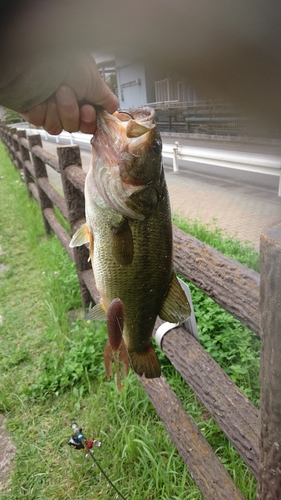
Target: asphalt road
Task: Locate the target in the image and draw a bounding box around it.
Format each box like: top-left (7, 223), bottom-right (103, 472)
top-left (42, 134), bottom-right (281, 196)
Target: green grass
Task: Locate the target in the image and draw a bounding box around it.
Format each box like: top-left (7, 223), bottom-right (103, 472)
top-left (172, 214), bottom-right (261, 406)
top-left (0, 141), bottom-right (259, 499)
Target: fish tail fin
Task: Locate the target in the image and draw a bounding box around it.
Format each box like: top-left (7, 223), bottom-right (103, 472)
top-left (129, 344), bottom-right (161, 379)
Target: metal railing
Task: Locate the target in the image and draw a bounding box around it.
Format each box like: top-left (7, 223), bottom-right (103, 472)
top-left (16, 125), bottom-right (281, 197)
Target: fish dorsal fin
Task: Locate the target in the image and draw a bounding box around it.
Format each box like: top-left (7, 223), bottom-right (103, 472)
top-left (83, 301), bottom-right (107, 321)
top-left (160, 273), bottom-right (191, 323)
top-left (111, 218), bottom-right (134, 266)
top-left (70, 223), bottom-right (90, 247)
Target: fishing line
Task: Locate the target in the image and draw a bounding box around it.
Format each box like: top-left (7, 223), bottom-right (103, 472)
top-left (68, 423), bottom-right (127, 500)
top-left (117, 110), bottom-right (134, 120)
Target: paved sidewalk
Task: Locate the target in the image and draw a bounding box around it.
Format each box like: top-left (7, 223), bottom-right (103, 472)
top-left (42, 141), bottom-right (281, 252)
top-left (165, 167), bottom-right (281, 251)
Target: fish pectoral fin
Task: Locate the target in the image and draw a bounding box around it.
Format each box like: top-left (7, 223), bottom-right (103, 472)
top-left (160, 272), bottom-right (191, 323)
top-left (70, 223), bottom-right (90, 247)
top-left (111, 218), bottom-right (134, 266)
top-left (129, 344), bottom-right (161, 379)
top-left (83, 301), bottom-right (107, 321)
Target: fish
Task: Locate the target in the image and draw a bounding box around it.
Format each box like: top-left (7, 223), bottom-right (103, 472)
top-left (70, 106), bottom-right (191, 379)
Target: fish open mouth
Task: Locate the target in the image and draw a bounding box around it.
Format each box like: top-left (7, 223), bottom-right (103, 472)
top-left (91, 106), bottom-right (157, 157)
top-left (88, 106), bottom-right (162, 219)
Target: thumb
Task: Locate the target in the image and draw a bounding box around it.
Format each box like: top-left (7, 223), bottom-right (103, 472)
top-left (63, 52), bottom-right (119, 113)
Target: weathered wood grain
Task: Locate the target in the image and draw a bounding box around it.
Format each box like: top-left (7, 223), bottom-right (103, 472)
top-left (17, 131), bottom-right (33, 198)
top-left (31, 144), bottom-right (60, 172)
top-left (157, 321), bottom-right (260, 477)
top-left (29, 134), bottom-right (54, 235)
top-left (37, 177), bottom-right (68, 219)
top-left (43, 208), bottom-right (74, 261)
top-left (64, 164), bottom-right (86, 193)
top-left (173, 226), bottom-right (260, 335)
top-left (24, 159), bottom-right (35, 178)
top-left (58, 146), bottom-right (92, 308)
top-left (258, 222), bottom-right (281, 499)
top-left (140, 375), bottom-right (246, 500)
top-left (27, 182), bottom-right (39, 203)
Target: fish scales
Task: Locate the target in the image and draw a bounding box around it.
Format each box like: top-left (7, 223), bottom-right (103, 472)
top-left (89, 180), bottom-right (173, 351)
top-left (71, 107), bottom-right (191, 379)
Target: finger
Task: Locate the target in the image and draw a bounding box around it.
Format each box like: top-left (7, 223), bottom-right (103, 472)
top-left (21, 101), bottom-right (47, 127)
top-left (55, 85), bottom-right (80, 132)
top-left (79, 104), bottom-right (97, 134)
top-left (43, 97), bottom-right (63, 135)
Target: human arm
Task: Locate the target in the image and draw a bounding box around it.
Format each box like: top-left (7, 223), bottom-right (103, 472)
top-left (20, 53), bottom-right (118, 135)
top-left (1, 51), bottom-right (118, 135)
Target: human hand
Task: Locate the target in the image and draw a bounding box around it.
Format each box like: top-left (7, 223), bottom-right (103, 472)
top-left (21, 53), bottom-right (119, 135)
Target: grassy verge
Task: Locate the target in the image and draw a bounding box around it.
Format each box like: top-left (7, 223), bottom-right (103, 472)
top-left (0, 142), bottom-right (259, 499)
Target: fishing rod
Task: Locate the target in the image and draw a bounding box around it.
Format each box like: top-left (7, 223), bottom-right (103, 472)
top-left (68, 422), bottom-right (126, 500)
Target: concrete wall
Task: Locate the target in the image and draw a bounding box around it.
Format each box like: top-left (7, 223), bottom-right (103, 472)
top-left (116, 58), bottom-right (148, 108)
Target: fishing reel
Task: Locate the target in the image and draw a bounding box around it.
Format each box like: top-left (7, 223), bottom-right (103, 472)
top-left (68, 422), bottom-right (102, 451)
top-left (68, 422), bottom-right (125, 500)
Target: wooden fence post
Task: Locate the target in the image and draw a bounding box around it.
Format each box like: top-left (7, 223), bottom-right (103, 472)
top-left (28, 134), bottom-right (54, 235)
top-left (17, 130), bottom-right (33, 195)
top-left (57, 145), bottom-right (92, 310)
top-left (9, 126), bottom-right (17, 162)
top-left (258, 221), bottom-right (281, 499)
top-left (13, 129), bottom-right (23, 172)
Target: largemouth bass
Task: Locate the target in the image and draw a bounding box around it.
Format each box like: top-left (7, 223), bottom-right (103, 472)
top-left (70, 107), bottom-right (190, 379)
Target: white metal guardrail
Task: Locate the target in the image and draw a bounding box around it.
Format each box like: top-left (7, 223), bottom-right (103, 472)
top-left (163, 143), bottom-right (281, 196)
top-left (19, 125), bottom-right (281, 196)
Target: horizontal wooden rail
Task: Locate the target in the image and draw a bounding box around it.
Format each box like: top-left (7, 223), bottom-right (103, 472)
top-left (139, 375), bottom-right (245, 500)
top-left (43, 208), bottom-right (74, 261)
top-left (37, 177), bottom-right (68, 219)
top-left (64, 164), bottom-right (86, 193)
top-left (155, 320), bottom-right (260, 477)
top-left (173, 226), bottom-right (260, 335)
top-left (27, 182), bottom-right (39, 203)
top-left (24, 159), bottom-right (35, 178)
top-left (31, 144), bottom-right (60, 172)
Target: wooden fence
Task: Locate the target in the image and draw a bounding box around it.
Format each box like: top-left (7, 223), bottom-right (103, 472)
top-left (1, 124), bottom-right (281, 500)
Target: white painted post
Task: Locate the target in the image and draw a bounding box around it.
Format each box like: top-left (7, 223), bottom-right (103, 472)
top-left (173, 143), bottom-right (179, 172)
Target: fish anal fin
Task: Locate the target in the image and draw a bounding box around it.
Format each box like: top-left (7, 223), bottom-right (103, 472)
top-left (70, 223), bottom-right (91, 248)
top-left (111, 218), bottom-right (134, 266)
top-left (129, 344), bottom-right (161, 379)
top-left (83, 301), bottom-right (107, 321)
top-left (160, 273), bottom-right (191, 323)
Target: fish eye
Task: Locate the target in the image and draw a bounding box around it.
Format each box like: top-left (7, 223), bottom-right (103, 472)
top-left (152, 140), bottom-right (162, 155)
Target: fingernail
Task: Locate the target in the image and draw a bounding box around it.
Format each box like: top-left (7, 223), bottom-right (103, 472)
top-left (81, 105), bottom-right (95, 123)
top-left (56, 85), bottom-right (74, 105)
